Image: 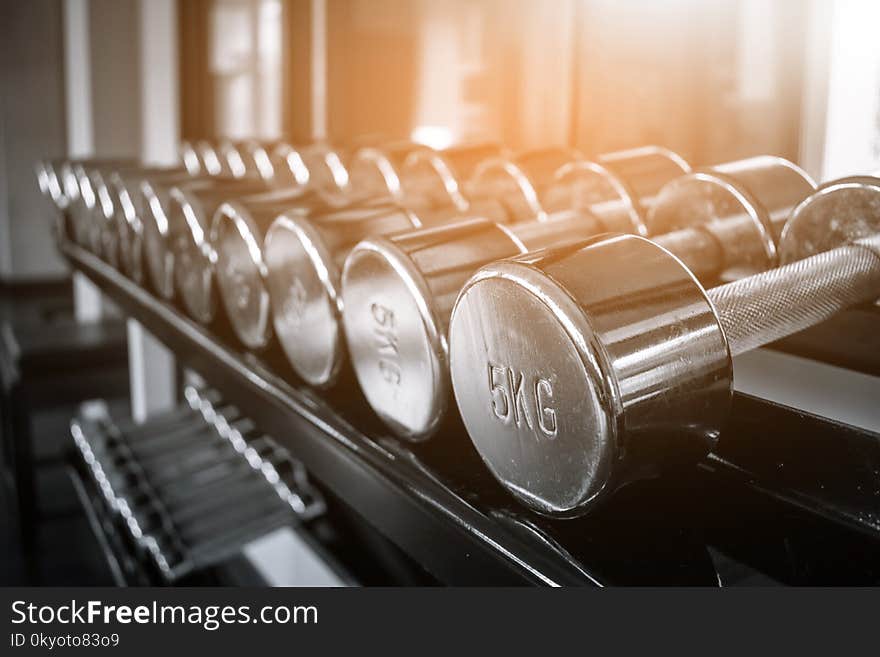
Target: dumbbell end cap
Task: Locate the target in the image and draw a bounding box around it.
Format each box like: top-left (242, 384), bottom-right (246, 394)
top-left (213, 200), bottom-right (274, 350)
top-left (450, 235), bottom-right (733, 517)
top-left (780, 176), bottom-right (880, 263)
top-left (265, 213), bottom-right (344, 388)
top-left (449, 257), bottom-right (619, 517)
top-left (341, 237), bottom-right (447, 441)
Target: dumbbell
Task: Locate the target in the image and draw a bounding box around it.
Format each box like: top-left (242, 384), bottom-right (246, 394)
top-left (298, 134), bottom-right (412, 201)
top-left (36, 157), bottom-right (79, 240)
top-left (73, 417), bottom-right (309, 570)
top-left (647, 155), bottom-right (817, 280)
top-left (463, 148), bottom-right (584, 224)
top-left (339, 156), bottom-right (815, 440)
top-left (123, 140), bottom-right (294, 289)
top-left (111, 469), bottom-right (290, 577)
top-left (105, 167), bottom-right (209, 282)
top-left (106, 387), bottom-right (223, 439)
top-left (193, 139), bottom-right (233, 177)
top-left (454, 145), bottom-right (691, 231)
top-left (35, 157), bottom-right (136, 213)
top-left (77, 416), bottom-right (249, 492)
top-left (179, 140), bottom-right (203, 176)
top-left (446, 176), bottom-right (880, 517)
top-left (162, 140), bottom-right (385, 321)
top-left (262, 143), bottom-right (510, 387)
top-left (56, 160), bottom-right (139, 247)
top-left (114, 399), bottom-right (300, 499)
top-left (218, 139), bottom-right (265, 179)
top-left (35, 160), bottom-right (65, 209)
top-left (98, 442), bottom-right (282, 523)
top-left (543, 145), bottom-right (692, 235)
top-left (261, 144), bottom-right (675, 387)
top-left (141, 176), bottom-right (270, 299)
top-left (209, 142), bottom-right (432, 347)
top-left (266, 142), bottom-right (312, 190)
top-left (341, 140), bottom-right (435, 205)
top-left (76, 417), bottom-right (287, 523)
top-left (114, 141), bottom-right (295, 277)
top-left (299, 142), bottom-right (353, 196)
top-left (87, 166), bottom-right (191, 267)
top-left (120, 441), bottom-right (297, 538)
top-left (172, 186), bottom-right (317, 325)
top-left (399, 142), bottom-right (508, 215)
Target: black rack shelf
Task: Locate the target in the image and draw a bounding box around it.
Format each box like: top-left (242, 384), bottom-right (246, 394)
top-left (63, 242), bottom-right (880, 585)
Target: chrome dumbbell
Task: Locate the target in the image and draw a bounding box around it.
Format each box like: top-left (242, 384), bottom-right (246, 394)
top-left (54, 159), bottom-right (138, 246)
top-left (89, 166), bottom-right (190, 267)
top-left (447, 176), bottom-right (880, 517)
top-left (339, 155), bottom-right (816, 440)
top-left (262, 143), bottom-right (509, 387)
top-left (134, 140), bottom-right (291, 294)
top-left (142, 176), bottom-right (269, 299)
top-left (209, 141), bottom-right (430, 347)
top-left (464, 145), bottom-right (690, 227)
top-left (192, 139), bottom-right (233, 177)
top-left (173, 186), bottom-right (310, 325)
top-left (254, 145), bottom-right (690, 388)
top-left (399, 142), bottom-right (507, 216)
top-left (464, 147), bottom-right (583, 223)
top-left (647, 155), bottom-right (816, 279)
top-left (168, 140), bottom-right (400, 326)
top-left (543, 145), bottom-right (691, 234)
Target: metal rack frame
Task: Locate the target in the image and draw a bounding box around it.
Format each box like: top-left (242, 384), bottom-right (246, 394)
top-left (62, 241), bottom-right (880, 585)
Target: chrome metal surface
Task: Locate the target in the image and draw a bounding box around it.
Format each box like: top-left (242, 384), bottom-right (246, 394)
top-left (466, 148), bottom-right (582, 223)
top-left (780, 177), bottom-right (880, 263)
top-left (38, 158), bottom-right (136, 214)
top-left (264, 204), bottom-right (419, 387)
top-left (35, 160), bottom-right (67, 211)
top-left (67, 164), bottom-right (101, 248)
top-left (648, 156), bottom-right (816, 278)
top-left (345, 141), bottom-right (432, 205)
top-left (710, 234), bottom-right (880, 356)
top-left (71, 388), bottom-right (324, 581)
top-left (400, 143), bottom-right (506, 213)
top-left (94, 167), bottom-right (189, 274)
top-left (300, 142), bottom-right (354, 197)
top-left (341, 219), bottom-right (525, 439)
top-left (449, 181), bottom-right (880, 515)
top-left (143, 177), bottom-right (265, 300)
top-left (544, 145), bottom-right (691, 236)
top-left (600, 146), bottom-right (691, 196)
top-left (194, 140), bottom-right (231, 177)
top-left (269, 142), bottom-right (312, 190)
top-left (108, 168), bottom-right (189, 283)
top-left (220, 139), bottom-right (262, 179)
top-left (448, 235), bottom-right (731, 516)
top-left (179, 140), bottom-right (202, 175)
top-left (88, 168), bottom-right (117, 258)
top-left (210, 189), bottom-right (317, 347)
top-left (341, 211), bottom-right (644, 439)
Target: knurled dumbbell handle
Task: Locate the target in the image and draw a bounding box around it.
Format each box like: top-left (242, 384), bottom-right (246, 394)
top-left (707, 234), bottom-right (880, 357)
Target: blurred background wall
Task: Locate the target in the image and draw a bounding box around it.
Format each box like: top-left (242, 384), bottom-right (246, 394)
top-left (2, 0), bottom-right (880, 283)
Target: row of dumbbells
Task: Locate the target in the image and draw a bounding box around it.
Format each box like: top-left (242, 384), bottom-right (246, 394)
top-left (71, 387), bottom-right (325, 581)
top-left (39, 138), bottom-right (880, 518)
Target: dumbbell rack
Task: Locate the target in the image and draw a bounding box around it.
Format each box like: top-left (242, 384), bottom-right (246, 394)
top-left (62, 239), bottom-right (880, 585)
